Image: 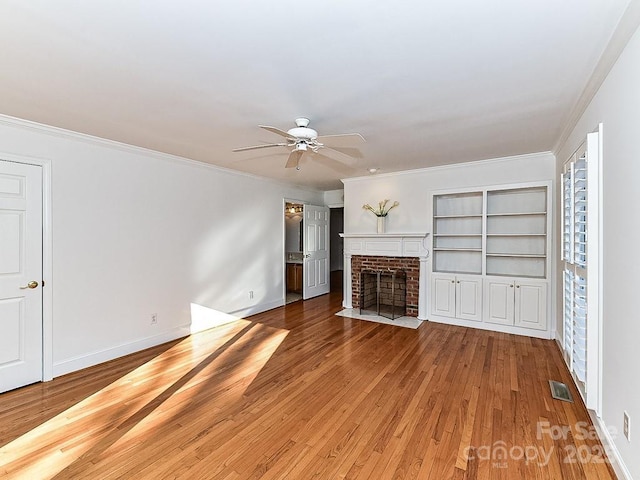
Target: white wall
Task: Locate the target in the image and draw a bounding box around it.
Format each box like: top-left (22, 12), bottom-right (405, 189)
top-left (555, 24), bottom-right (640, 480)
top-left (343, 153), bottom-right (556, 235)
top-left (0, 116), bottom-right (322, 377)
top-left (324, 189), bottom-right (344, 207)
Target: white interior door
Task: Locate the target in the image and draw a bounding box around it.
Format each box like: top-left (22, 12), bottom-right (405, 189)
top-left (0, 160), bottom-right (43, 393)
top-left (303, 205), bottom-right (330, 300)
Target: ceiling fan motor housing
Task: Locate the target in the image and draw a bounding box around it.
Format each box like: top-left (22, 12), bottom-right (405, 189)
top-left (287, 126), bottom-right (318, 140)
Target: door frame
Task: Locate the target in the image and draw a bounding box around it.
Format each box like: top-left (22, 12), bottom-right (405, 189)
top-left (0, 152), bottom-right (53, 382)
top-left (283, 198), bottom-right (306, 302)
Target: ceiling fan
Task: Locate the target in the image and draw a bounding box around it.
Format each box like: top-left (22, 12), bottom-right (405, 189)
top-left (233, 117), bottom-right (365, 170)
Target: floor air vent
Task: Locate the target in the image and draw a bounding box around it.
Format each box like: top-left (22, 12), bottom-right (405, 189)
top-left (549, 380), bottom-right (574, 402)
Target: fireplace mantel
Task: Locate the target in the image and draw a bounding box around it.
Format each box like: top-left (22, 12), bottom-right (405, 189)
top-left (339, 233), bottom-right (430, 320)
top-left (339, 233), bottom-right (430, 258)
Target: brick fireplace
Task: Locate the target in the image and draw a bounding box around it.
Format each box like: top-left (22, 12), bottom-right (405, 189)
top-left (339, 233), bottom-right (430, 320)
top-left (352, 256), bottom-right (420, 316)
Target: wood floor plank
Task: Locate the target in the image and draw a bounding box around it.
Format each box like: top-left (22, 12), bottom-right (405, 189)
top-left (0, 291), bottom-right (617, 479)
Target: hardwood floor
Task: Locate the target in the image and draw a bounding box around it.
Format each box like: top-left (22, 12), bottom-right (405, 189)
top-left (0, 292), bottom-right (616, 479)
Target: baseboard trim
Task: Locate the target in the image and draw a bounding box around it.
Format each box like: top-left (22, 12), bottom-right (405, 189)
top-left (52, 325), bottom-right (191, 378)
top-left (427, 314), bottom-right (553, 339)
top-left (229, 299), bottom-right (285, 319)
top-left (589, 410), bottom-right (633, 480)
top-left (52, 298), bottom-right (286, 378)
top-left (551, 339), bottom-right (632, 479)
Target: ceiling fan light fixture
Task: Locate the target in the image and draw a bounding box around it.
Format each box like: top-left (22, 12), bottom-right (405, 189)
top-left (234, 118), bottom-right (365, 170)
top-left (368, 167), bottom-right (379, 173)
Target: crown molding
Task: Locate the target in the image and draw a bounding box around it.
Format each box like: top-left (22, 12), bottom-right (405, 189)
top-left (553, 0), bottom-right (640, 154)
top-left (0, 113), bottom-right (324, 193)
top-left (341, 151), bottom-right (554, 184)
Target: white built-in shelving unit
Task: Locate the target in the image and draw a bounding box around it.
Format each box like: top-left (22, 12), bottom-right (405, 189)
top-left (485, 186), bottom-right (547, 278)
top-left (433, 191), bottom-right (483, 275)
top-left (430, 183), bottom-right (551, 337)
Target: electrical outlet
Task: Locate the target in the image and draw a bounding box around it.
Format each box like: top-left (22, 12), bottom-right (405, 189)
top-left (249, 291), bottom-right (254, 299)
top-left (151, 313), bottom-right (157, 325)
top-left (623, 411), bottom-right (630, 441)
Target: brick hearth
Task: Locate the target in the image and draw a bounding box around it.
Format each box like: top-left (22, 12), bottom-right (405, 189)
top-left (351, 255), bottom-right (420, 317)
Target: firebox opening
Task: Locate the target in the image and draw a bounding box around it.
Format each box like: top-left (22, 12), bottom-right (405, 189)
top-left (360, 270), bottom-right (407, 320)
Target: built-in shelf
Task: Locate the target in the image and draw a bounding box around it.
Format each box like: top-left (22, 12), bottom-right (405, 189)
top-left (486, 212), bottom-right (547, 217)
top-left (430, 183), bottom-right (551, 338)
top-left (486, 233), bottom-right (546, 237)
top-left (434, 248), bottom-right (482, 252)
top-left (434, 270), bottom-right (480, 276)
top-left (486, 253), bottom-right (546, 258)
top-left (433, 233), bottom-right (482, 237)
top-left (433, 185), bottom-right (549, 278)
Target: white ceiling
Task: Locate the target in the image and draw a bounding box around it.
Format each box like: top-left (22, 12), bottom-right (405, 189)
top-left (0, 1), bottom-right (632, 190)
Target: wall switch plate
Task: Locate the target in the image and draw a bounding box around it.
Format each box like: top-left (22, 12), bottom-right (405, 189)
top-left (249, 291), bottom-right (254, 299)
top-left (623, 411), bottom-right (630, 441)
top-left (151, 313), bottom-right (158, 325)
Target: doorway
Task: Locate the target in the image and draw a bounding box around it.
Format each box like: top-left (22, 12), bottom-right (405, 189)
top-left (329, 207), bottom-right (344, 293)
top-left (284, 201), bottom-right (331, 303)
top-left (285, 201), bottom-right (304, 304)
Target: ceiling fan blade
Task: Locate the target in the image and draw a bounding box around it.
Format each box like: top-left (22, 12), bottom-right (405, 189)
top-left (321, 146), bottom-right (359, 164)
top-left (232, 143), bottom-right (288, 152)
top-left (322, 146), bottom-right (363, 159)
top-left (314, 152), bottom-right (354, 175)
top-left (259, 125), bottom-right (296, 139)
top-left (285, 150), bottom-right (304, 169)
top-left (316, 133), bottom-right (365, 146)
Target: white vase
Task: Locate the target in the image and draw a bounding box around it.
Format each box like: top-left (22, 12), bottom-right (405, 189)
top-left (377, 216), bottom-right (385, 234)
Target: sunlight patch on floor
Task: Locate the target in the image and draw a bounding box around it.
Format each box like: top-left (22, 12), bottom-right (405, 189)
top-left (0, 318), bottom-right (288, 479)
top-left (190, 302), bottom-right (247, 333)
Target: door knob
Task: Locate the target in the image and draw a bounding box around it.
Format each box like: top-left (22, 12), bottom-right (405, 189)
top-left (20, 281), bottom-right (39, 289)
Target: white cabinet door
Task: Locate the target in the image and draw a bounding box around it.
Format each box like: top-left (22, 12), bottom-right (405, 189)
top-left (484, 278), bottom-right (547, 330)
top-left (514, 282), bottom-right (547, 330)
top-left (456, 276), bottom-right (482, 321)
top-left (431, 274), bottom-right (456, 318)
top-left (484, 279), bottom-right (515, 325)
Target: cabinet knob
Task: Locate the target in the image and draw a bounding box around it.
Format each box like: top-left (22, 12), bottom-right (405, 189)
top-left (516, 285), bottom-right (520, 288)
top-left (510, 284), bottom-right (514, 288)
top-left (451, 280), bottom-right (455, 283)
top-left (457, 281), bottom-right (460, 283)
